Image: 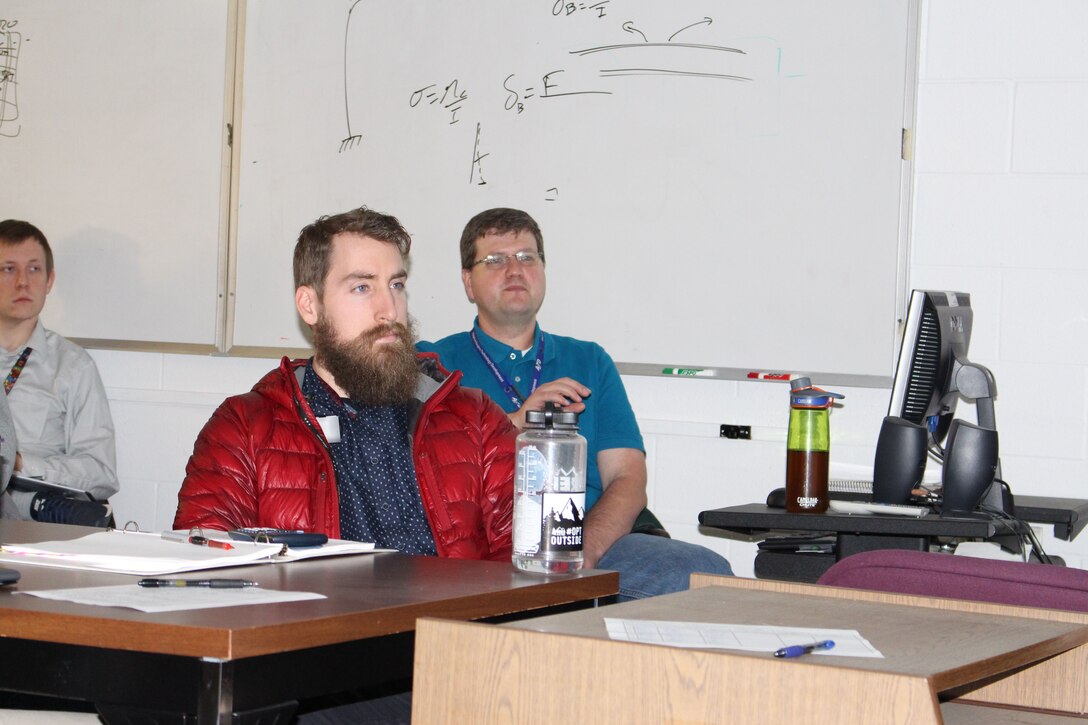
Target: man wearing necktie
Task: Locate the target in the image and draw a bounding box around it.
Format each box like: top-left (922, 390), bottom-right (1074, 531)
top-left (0, 220), bottom-right (116, 525)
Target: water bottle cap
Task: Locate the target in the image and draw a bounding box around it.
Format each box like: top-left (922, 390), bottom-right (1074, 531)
top-left (789, 378), bottom-right (845, 409)
top-left (525, 402), bottom-right (580, 429)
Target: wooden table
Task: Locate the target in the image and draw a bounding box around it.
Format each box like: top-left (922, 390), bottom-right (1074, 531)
top-left (0, 520), bottom-right (617, 724)
top-left (414, 574), bottom-right (1088, 723)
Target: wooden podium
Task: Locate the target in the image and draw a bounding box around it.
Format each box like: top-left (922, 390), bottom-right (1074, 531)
top-left (413, 575), bottom-right (1088, 724)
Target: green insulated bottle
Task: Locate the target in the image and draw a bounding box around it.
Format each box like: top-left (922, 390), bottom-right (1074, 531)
top-left (785, 377), bottom-right (844, 513)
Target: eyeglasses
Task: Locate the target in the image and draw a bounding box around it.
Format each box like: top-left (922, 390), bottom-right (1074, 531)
top-left (470, 251), bottom-right (544, 270)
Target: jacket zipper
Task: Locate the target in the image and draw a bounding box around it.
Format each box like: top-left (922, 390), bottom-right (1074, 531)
top-left (291, 386), bottom-right (338, 533)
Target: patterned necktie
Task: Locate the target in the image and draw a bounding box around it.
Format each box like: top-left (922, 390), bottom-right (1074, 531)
top-left (4, 347), bottom-right (32, 395)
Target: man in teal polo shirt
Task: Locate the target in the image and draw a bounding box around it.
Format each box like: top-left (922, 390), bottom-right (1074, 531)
top-left (419, 208), bottom-right (732, 600)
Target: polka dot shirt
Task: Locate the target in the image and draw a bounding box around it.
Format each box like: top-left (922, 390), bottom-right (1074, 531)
top-left (302, 363), bottom-right (437, 554)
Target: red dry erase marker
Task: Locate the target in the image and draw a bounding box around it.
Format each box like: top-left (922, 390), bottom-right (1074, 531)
top-left (747, 372), bottom-right (792, 381)
top-left (190, 535), bottom-right (234, 551)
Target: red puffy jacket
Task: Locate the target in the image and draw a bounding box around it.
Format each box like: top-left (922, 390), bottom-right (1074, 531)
top-left (174, 355), bottom-right (515, 560)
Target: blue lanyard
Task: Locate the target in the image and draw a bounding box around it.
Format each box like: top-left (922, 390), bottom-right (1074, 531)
top-left (470, 330), bottom-right (544, 409)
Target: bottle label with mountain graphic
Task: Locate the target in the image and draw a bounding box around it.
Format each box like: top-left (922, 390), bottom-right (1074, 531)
top-left (539, 491), bottom-right (584, 552)
top-left (514, 444), bottom-right (585, 558)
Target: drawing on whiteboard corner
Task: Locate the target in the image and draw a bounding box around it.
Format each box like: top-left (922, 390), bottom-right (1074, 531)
top-left (0, 18), bottom-right (21, 139)
top-left (337, 3), bottom-right (776, 201)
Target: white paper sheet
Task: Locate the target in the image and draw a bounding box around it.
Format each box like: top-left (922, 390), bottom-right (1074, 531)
top-left (20, 584), bottom-right (326, 613)
top-left (604, 619), bottom-right (884, 658)
top-left (0, 530), bottom-right (390, 576)
top-left (0, 531), bottom-right (284, 575)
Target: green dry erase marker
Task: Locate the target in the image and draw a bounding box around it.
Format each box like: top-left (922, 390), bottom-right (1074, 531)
top-left (661, 368), bottom-right (711, 377)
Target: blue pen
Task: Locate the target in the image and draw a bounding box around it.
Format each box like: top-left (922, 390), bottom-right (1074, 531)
top-left (773, 640), bottom-right (835, 658)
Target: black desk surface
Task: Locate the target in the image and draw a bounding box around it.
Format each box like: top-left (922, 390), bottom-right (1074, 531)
top-left (1013, 495), bottom-right (1088, 541)
top-left (698, 504), bottom-right (1020, 539)
top-left (700, 494), bottom-right (1088, 542)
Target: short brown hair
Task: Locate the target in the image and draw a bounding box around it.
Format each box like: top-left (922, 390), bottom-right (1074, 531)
top-left (0, 219), bottom-right (54, 276)
top-left (294, 206), bottom-right (412, 296)
top-left (459, 208), bottom-right (544, 270)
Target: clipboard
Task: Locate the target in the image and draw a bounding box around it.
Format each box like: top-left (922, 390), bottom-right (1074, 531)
top-left (9, 475), bottom-right (95, 502)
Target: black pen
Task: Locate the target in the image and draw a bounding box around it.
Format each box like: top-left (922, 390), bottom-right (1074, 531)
top-left (773, 640), bottom-right (835, 658)
top-left (138, 578), bottom-right (259, 588)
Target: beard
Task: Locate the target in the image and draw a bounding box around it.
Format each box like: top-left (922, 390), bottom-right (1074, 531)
top-left (312, 315), bottom-right (420, 406)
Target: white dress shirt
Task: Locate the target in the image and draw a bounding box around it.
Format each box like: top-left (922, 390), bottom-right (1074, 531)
top-left (0, 321), bottom-right (117, 517)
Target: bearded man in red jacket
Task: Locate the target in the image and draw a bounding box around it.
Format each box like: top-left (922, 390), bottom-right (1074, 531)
top-left (174, 206), bottom-right (515, 560)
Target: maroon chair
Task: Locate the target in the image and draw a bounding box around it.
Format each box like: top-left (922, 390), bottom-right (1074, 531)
top-left (816, 549), bottom-right (1088, 613)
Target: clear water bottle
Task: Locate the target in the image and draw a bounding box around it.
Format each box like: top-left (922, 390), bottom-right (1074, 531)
top-left (513, 402), bottom-right (587, 573)
top-left (785, 377), bottom-right (844, 513)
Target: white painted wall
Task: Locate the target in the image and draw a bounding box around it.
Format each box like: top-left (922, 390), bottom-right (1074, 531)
top-left (92, 0), bottom-right (1088, 578)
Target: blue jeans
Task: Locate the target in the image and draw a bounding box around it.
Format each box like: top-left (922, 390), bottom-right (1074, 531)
top-left (596, 533), bottom-right (734, 601)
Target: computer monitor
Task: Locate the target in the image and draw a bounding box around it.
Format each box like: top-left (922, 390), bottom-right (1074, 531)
top-left (886, 289), bottom-right (1004, 513)
top-left (889, 290), bottom-right (972, 444)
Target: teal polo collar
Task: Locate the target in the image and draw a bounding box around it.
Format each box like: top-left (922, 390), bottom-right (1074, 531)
top-left (471, 318), bottom-right (557, 365)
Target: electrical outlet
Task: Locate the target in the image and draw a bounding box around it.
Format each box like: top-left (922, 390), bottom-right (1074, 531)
top-left (720, 424), bottom-right (751, 440)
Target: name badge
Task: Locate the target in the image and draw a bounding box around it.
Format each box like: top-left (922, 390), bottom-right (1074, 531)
top-left (316, 415), bottom-right (341, 443)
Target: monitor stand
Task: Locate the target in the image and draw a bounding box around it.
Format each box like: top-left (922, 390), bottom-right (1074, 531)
top-left (953, 360), bottom-right (1013, 517)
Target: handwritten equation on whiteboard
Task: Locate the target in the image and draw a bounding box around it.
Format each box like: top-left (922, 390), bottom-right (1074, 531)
top-left (0, 18), bottom-right (21, 138)
top-left (337, 1), bottom-right (783, 198)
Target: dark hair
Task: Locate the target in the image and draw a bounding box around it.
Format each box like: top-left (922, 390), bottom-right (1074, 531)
top-left (459, 208), bottom-right (544, 270)
top-left (0, 219), bottom-right (54, 276)
top-left (294, 206), bottom-right (412, 296)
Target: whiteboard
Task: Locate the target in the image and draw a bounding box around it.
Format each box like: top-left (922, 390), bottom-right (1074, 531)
top-left (2, 0), bottom-right (230, 349)
top-left (233, 0), bottom-right (917, 379)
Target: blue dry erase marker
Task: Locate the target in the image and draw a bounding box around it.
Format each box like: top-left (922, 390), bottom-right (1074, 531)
top-left (773, 640), bottom-right (835, 658)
